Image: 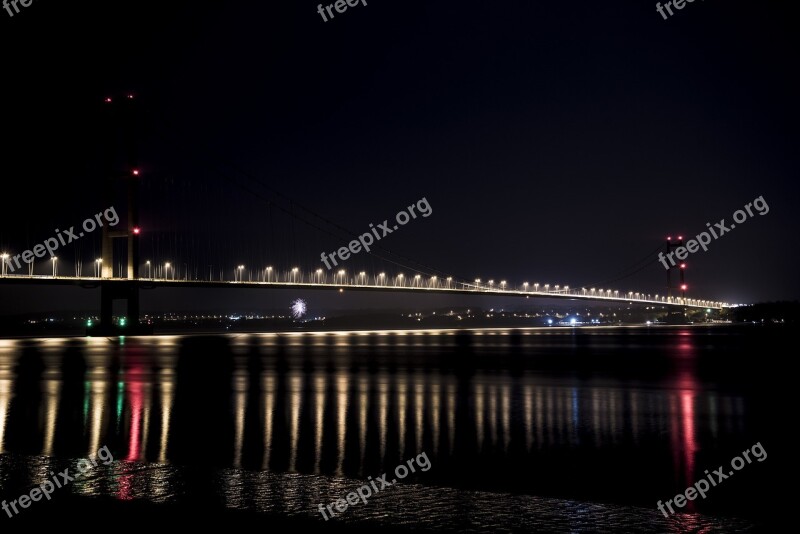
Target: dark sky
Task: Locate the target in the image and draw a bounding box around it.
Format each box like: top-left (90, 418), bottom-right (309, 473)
top-left (0, 0), bottom-right (798, 315)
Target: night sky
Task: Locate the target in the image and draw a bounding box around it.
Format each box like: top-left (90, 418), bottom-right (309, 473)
top-left (1, 0), bottom-right (797, 315)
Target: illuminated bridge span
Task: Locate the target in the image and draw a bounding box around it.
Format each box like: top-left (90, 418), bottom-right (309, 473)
top-left (0, 271), bottom-right (728, 310)
top-left (0, 94), bottom-right (732, 334)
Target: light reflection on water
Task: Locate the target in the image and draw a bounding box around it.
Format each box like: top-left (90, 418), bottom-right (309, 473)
top-left (0, 327), bottom-right (767, 531)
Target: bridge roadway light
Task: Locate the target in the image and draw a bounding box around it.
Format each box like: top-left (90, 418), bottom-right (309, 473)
top-left (446, 276), bottom-right (452, 288)
top-left (431, 275), bottom-right (437, 288)
top-left (534, 283), bottom-right (539, 292)
top-left (500, 280), bottom-right (506, 290)
top-left (474, 278), bottom-right (481, 290)
top-left (51, 256), bottom-right (58, 277)
top-left (379, 272), bottom-right (386, 285)
top-left (523, 282), bottom-right (529, 292)
top-left (359, 271), bottom-right (366, 285)
top-left (266, 266), bottom-right (273, 282)
top-left (396, 273), bottom-right (404, 286)
top-left (165, 262), bottom-right (171, 280)
top-left (0, 253), bottom-right (7, 276)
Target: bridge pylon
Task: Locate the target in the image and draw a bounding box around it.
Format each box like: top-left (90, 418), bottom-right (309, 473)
top-left (94, 93), bottom-right (143, 334)
top-left (665, 236), bottom-right (688, 323)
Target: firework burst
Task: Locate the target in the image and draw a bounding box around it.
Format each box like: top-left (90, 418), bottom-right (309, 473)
top-left (291, 298), bottom-right (307, 319)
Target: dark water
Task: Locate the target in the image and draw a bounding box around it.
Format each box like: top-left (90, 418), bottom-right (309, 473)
top-left (0, 326), bottom-right (786, 531)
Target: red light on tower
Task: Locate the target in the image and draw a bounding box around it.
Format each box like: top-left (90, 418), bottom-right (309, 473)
top-left (104, 97), bottom-right (112, 103)
top-left (681, 284), bottom-right (687, 291)
top-left (133, 227), bottom-right (141, 235)
top-left (132, 169), bottom-right (140, 176)
top-left (667, 236), bottom-right (672, 241)
top-left (680, 263), bottom-right (686, 269)
top-left (127, 94), bottom-right (134, 99)
top-left (678, 235), bottom-right (683, 241)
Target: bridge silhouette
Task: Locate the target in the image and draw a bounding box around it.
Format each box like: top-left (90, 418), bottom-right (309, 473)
top-left (0, 95), bottom-right (729, 333)
top-left (0, 272), bottom-right (727, 309)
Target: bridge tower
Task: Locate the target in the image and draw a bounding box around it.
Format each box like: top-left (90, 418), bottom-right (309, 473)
top-left (665, 236), bottom-right (686, 300)
top-left (98, 94), bottom-right (141, 332)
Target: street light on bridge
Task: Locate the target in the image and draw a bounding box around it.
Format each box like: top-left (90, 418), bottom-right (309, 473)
top-left (95, 258), bottom-right (103, 278)
top-left (145, 260), bottom-right (151, 279)
top-left (51, 256), bottom-right (58, 277)
top-left (0, 253), bottom-right (8, 276)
